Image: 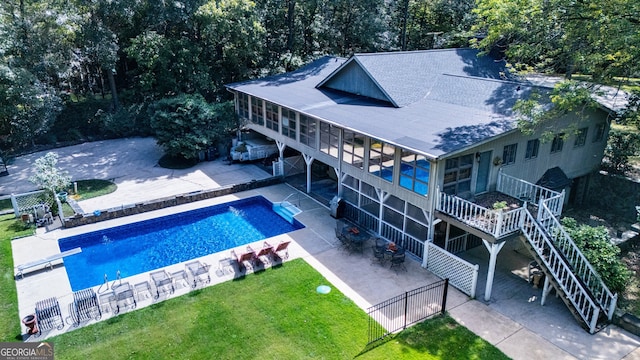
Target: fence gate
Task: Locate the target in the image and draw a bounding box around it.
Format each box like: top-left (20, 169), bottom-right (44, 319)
top-left (367, 279), bottom-right (448, 345)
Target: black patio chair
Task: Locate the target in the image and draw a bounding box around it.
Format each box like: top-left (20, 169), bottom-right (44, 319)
top-left (390, 251), bottom-right (407, 272)
top-left (372, 245), bottom-right (386, 266)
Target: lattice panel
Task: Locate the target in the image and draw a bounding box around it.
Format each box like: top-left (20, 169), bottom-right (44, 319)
top-left (426, 243), bottom-right (478, 297)
top-left (14, 190), bottom-right (47, 212)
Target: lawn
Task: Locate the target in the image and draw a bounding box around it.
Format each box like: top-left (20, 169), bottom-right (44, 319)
top-left (67, 179), bottom-right (117, 201)
top-left (36, 260), bottom-right (508, 360)
top-left (0, 214), bottom-right (35, 342)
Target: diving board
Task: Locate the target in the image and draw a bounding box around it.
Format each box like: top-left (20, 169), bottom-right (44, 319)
top-left (15, 247), bottom-right (82, 279)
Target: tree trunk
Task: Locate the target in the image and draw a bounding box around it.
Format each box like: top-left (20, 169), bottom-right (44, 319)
top-left (107, 68), bottom-right (119, 111)
top-left (286, 0), bottom-right (296, 52)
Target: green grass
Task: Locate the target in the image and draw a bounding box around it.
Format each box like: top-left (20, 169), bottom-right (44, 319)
top-left (0, 198), bottom-right (12, 212)
top-left (67, 179), bottom-right (117, 201)
top-left (38, 260), bottom-right (508, 360)
top-left (0, 214), bottom-right (35, 342)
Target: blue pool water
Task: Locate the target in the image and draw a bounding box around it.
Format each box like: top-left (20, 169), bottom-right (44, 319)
top-left (59, 196), bottom-right (304, 291)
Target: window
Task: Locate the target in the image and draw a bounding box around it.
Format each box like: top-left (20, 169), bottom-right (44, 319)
top-left (502, 143), bottom-right (517, 165)
top-left (281, 107), bottom-right (296, 139)
top-left (265, 102), bottom-right (279, 131)
top-left (250, 98), bottom-right (264, 126)
top-left (551, 133), bottom-right (564, 153)
top-left (443, 154), bottom-right (473, 195)
top-left (238, 93), bottom-right (249, 119)
top-left (299, 115), bottom-right (316, 149)
top-left (319, 121), bottom-right (339, 158)
top-left (399, 150), bottom-right (430, 195)
top-left (593, 123), bottom-right (605, 142)
top-left (574, 127), bottom-right (588, 147)
top-left (525, 139), bottom-right (539, 159)
top-left (369, 139), bottom-right (395, 182)
top-left (342, 130), bottom-right (365, 169)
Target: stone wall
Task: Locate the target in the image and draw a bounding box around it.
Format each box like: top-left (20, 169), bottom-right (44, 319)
top-left (62, 177), bottom-right (284, 228)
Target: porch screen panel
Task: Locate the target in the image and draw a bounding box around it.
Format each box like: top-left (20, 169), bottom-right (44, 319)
top-left (265, 102), bottom-right (279, 131)
top-left (320, 121), bottom-right (339, 158)
top-left (299, 115), bottom-right (316, 149)
top-left (250, 97), bottom-right (264, 126)
top-left (238, 92), bottom-right (249, 119)
top-left (369, 139), bottom-right (395, 182)
top-left (383, 195), bottom-right (405, 229)
top-left (343, 130), bottom-right (365, 169)
top-left (400, 150), bottom-right (430, 195)
top-left (281, 107), bottom-right (296, 139)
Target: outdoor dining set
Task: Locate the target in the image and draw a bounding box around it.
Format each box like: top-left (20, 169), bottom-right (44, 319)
top-left (335, 219), bottom-right (406, 271)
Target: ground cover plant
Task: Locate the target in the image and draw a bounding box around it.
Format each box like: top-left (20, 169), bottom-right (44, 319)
top-left (42, 259), bottom-right (507, 359)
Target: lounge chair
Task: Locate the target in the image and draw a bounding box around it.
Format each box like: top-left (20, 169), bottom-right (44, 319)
top-left (35, 297), bottom-right (64, 332)
top-left (134, 281), bottom-right (153, 302)
top-left (185, 260), bottom-right (211, 288)
top-left (171, 269), bottom-right (190, 290)
top-left (255, 242), bottom-right (275, 264)
top-left (273, 240), bottom-right (291, 260)
top-left (231, 247), bottom-right (257, 272)
top-left (70, 289), bottom-right (101, 327)
top-left (114, 282), bottom-right (137, 314)
top-left (150, 270), bottom-right (175, 299)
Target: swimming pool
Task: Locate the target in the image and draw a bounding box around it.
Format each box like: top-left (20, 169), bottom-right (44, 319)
top-left (59, 196), bottom-right (304, 291)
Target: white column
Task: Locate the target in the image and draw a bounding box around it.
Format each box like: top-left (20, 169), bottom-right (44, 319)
top-left (541, 275), bottom-right (552, 306)
top-left (303, 154), bottom-right (314, 193)
top-left (482, 239), bottom-right (506, 302)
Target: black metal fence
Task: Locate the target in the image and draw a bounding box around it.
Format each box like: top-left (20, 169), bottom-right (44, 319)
top-left (367, 278), bottom-right (449, 345)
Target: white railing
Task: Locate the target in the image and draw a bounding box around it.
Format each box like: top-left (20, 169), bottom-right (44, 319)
top-left (521, 210), bottom-right (601, 333)
top-left (436, 190), bottom-right (524, 238)
top-left (497, 171), bottom-right (563, 207)
top-left (445, 233), bottom-right (469, 254)
top-left (537, 190), bottom-right (565, 219)
top-left (380, 221), bottom-right (425, 260)
top-left (537, 203), bottom-right (617, 320)
top-left (425, 242), bottom-right (479, 297)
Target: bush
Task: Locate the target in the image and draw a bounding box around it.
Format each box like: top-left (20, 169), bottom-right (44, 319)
top-left (603, 128), bottom-right (640, 174)
top-left (561, 217), bottom-right (631, 293)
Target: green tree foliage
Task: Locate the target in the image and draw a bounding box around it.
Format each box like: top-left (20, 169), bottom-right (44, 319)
top-left (603, 127), bottom-right (640, 174)
top-left (29, 152), bottom-right (72, 194)
top-left (149, 94), bottom-right (235, 160)
top-left (473, 0), bottom-right (640, 135)
top-left (561, 217), bottom-right (631, 294)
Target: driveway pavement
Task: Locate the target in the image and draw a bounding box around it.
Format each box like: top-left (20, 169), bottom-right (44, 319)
top-left (4, 138), bottom-right (640, 360)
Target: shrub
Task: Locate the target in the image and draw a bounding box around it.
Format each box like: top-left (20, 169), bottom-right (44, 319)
top-left (561, 217), bottom-right (631, 293)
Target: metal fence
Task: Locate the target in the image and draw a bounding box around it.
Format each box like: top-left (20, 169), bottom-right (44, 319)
top-left (367, 279), bottom-right (448, 345)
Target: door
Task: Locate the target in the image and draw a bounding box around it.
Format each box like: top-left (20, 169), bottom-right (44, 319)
top-left (475, 151), bottom-right (492, 193)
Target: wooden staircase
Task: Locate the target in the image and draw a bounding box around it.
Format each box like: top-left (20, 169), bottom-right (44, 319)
top-left (519, 206), bottom-right (616, 333)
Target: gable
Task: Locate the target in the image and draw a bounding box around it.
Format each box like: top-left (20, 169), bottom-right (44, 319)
top-left (319, 60), bottom-right (394, 106)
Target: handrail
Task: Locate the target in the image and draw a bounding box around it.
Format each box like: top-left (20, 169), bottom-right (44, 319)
top-left (521, 210), bottom-right (601, 333)
top-left (281, 192), bottom-right (300, 207)
top-left (497, 171), bottom-right (562, 204)
top-left (537, 203), bottom-right (617, 319)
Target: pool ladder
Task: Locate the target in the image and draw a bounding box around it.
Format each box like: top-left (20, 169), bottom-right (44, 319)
top-left (111, 270), bottom-right (122, 289)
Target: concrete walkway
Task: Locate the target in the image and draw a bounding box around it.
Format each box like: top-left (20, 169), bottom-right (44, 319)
top-left (3, 138), bottom-right (640, 359)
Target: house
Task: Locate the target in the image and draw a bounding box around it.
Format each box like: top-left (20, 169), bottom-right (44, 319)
top-left (225, 48), bottom-right (616, 333)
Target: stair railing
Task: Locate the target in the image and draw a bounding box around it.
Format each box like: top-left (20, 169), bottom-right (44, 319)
top-left (521, 210), bottom-right (601, 333)
top-left (536, 203), bottom-right (617, 320)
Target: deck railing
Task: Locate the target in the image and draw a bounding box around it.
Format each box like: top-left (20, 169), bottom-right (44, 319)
top-left (436, 189), bottom-right (525, 239)
top-left (497, 171), bottom-right (564, 214)
top-left (537, 203), bottom-right (617, 320)
top-left (521, 209), bottom-right (601, 333)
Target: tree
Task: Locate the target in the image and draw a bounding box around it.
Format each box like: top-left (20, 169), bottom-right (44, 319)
top-left (149, 94), bottom-right (235, 160)
top-left (472, 0), bottom-right (640, 135)
top-left (29, 152), bottom-right (72, 195)
top-left (561, 217), bottom-right (631, 294)
top-left (603, 128), bottom-right (640, 174)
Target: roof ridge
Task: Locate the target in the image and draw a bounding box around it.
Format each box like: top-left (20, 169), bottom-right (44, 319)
top-left (353, 48), bottom-right (473, 57)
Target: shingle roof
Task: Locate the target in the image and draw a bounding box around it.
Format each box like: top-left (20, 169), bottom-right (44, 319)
top-left (226, 48), bottom-right (544, 159)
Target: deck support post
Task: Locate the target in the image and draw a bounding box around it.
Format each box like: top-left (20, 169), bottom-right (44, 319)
top-left (541, 275), bottom-right (552, 305)
top-left (482, 239), bottom-right (506, 301)
top-left (276, 140), bottom-right (286, 160)
top-left (302, 154), bottom-right (314, 193)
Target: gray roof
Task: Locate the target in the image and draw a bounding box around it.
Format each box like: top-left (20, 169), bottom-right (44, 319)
top-left (226, 48), bottom-right (544, 159)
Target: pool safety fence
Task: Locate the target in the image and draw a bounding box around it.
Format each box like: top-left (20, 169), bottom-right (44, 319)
top-left (366, 279), bottom-right (448, 345)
